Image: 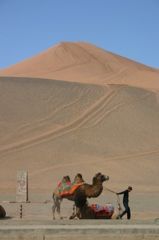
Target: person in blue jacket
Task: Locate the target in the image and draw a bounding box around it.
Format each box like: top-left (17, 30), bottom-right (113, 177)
top-left (117, 186), bottom-right (132, 219)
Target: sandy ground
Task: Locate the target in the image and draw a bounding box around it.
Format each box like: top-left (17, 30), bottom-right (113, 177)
top-left (1, 192), bottom-right (159, 221)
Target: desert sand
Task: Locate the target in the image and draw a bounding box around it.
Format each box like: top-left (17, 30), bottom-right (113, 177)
top-left (0, 41), bottom-right (159, 221)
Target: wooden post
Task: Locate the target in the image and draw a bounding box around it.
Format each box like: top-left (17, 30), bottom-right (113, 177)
top-left (20, 205), bottom-right (22, 218)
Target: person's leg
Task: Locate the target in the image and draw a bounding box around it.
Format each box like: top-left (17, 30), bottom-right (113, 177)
top-left (120, 202), bottom-right (127, 218)
top-left (127, 206), bottom-right (131, 219)
top-left (120, 209), bottom-right (126, 218)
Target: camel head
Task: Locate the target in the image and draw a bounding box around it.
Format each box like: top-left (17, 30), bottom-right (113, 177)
top-left (74, 173), bottom-right (85, 183)
top-left (93, 173), bottom-right (109, 185)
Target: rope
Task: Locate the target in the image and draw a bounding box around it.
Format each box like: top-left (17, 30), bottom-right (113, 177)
top-left (103, 186), bottom-right (122, 212)
top-left (103, 186), bottom-right (117, 194)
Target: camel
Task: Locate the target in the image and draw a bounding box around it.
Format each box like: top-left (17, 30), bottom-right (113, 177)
top-left (52, 172), bottom-right (109, 219)
top-left (52, 173), bottom-right (84, 219)
top-left (70, 201), bottom-right (119, 219)
top-left (0, 205), bottom-right (6, 218)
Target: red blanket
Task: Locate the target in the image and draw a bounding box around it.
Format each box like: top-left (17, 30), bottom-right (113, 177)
top-left (92, 204), bottom-right (114, 217)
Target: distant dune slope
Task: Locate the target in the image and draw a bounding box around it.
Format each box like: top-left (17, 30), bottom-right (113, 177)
top-left (0, 41), bottom-right (159, 92)
top-left (0, 76), bottom-right (159, 192)
top-left (0, 42), bottom-right (159, 194)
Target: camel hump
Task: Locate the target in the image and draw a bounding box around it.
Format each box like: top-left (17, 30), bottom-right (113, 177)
top-left (62, 175), bottom-right (71, 183)
top-left (74, 173), bottom-right (85, 183)
top-left (0, 205), bottom-right (6, 218)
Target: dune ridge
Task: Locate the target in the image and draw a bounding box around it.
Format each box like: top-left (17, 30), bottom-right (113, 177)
top-left (0, 41), bottom-right (159, 91)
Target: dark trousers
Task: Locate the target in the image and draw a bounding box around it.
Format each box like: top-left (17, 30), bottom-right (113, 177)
top-left (120, 202), bottom-right (131, 219)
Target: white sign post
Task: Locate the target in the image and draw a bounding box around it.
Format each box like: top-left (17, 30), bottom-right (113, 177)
top-left (16, 171), bottom-right (28, 202)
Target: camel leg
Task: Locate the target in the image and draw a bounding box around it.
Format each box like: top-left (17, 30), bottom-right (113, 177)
top-left (69, 211), bottom-right (80, 219)
top-left (69, 207), bottom-right (82, 219)
top-left (52, 193), bottom-right (56, 219)
top-left (52, 196), bottom-right (57, 219)
top-left (57, 199), bottom-right (63, 219)
top-left (52, 204), bottom-right (56, 220)
top-left (52, 196), bottom-right (63, 219)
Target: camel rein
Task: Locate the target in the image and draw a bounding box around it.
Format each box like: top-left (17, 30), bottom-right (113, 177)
top-left (103, 186), bottom-right (122, 212)
top-left (103, 186), bottom-right (117, 194)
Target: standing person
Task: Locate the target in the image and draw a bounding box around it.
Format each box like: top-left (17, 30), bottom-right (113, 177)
top-left (117, 186), bottom-right (132, 219)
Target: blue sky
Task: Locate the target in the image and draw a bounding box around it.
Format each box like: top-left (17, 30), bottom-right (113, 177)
top-left (0, 0), bottom-right (159, 70)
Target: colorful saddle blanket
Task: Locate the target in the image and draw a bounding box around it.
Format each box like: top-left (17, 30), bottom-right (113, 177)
top-left (92, 204), bottom-right (114, 217)
top-left (58, 181), bottom-right (85, 197)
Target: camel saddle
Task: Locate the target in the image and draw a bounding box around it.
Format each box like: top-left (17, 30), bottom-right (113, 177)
top-left (92, 203), bottom-right (114, 217)
top-left (58, 181), bottom-right (86, 197)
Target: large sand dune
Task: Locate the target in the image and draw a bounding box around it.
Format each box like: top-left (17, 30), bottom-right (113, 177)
top-left (0, 42), bottom-right (159, 199)
top-left (1, 41), bottom-right (159, 91)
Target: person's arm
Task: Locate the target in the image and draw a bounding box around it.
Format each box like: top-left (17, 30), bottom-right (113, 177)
top-left (117, 190), bottom-right (126, 195)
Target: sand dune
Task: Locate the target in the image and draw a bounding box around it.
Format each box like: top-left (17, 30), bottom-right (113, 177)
top-left (0, 42), bottom-right (159, 201)
top-left (0, 41), bottom-right (159, 91)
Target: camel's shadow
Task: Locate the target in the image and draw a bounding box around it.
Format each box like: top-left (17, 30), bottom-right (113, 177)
top-left (0, 216), bottom-right (14, 220)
